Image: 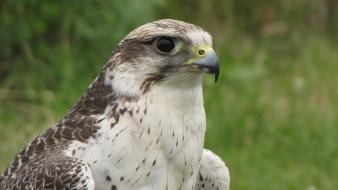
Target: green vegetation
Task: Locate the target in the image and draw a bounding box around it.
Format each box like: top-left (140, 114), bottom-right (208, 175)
top-left (1, 0), bottom-right (337, 189)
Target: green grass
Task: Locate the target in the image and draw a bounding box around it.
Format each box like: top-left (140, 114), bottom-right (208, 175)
top-left (204, 36), bottom-right (338, 189)
top-left (1, 34), bottom-right (337, 190)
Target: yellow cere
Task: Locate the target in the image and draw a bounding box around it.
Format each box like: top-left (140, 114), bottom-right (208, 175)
top-left (186, 45), bottom-right (215, 65)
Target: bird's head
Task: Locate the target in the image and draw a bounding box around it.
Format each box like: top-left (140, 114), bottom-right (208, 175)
top-left (104, 19), bottom-right (219, 96)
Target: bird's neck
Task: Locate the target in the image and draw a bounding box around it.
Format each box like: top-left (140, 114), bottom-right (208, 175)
top-left (132, 82), bottom-right (206, 155)
top-left (68, 69), bottom-right (206, 123)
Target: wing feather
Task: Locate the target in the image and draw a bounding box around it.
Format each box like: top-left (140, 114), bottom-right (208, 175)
top-left (0, 153), bottom-right (95, 190)
top-left (195, 149), bottom-right (230, 190)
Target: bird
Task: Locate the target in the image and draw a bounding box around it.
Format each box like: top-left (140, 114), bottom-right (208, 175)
top-left (0, 19), bottom-right (229, 190)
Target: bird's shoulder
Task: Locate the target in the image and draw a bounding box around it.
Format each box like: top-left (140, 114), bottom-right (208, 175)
top-left (195, 149), bottom-right (230, 190)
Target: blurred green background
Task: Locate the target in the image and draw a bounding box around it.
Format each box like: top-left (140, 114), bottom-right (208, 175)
top-left (0, 0), bottom-right (337, 189)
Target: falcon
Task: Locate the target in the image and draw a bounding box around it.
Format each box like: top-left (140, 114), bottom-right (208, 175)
top-left (0, 19), bottom-right (230, 190)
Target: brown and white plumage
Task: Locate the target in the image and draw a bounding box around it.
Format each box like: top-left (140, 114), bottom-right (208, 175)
top-left (196, 149), bottom-right (230, 190)
top-left (0, 19), bottom-right (229, 190)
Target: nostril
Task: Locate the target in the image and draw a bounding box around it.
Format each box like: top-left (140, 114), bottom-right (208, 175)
top-left (198, 50), bottom-right (205, 56)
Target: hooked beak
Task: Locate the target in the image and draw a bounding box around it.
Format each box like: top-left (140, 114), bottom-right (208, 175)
top-left (192, 51), bottom-right (220, 82)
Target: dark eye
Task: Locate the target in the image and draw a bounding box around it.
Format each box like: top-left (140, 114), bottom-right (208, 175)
top-left (154, 37), bottom-right (175, 53)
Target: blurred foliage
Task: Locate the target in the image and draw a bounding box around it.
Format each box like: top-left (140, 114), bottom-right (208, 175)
top-left (0, 0), bottom-right (338, 189)
top-left (0, 0), bottom-right (159, 100)
top-left (157, 0), bottom-right (338, 38)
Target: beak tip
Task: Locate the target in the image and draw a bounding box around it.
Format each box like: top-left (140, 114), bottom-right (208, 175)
top-left (192, 51), bottom-right (220, 83)
top-left (215, 72), bottom-right (219, 83)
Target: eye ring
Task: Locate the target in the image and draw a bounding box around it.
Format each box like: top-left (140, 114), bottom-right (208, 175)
top-left (154, 37), bottom-right (176, 54)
